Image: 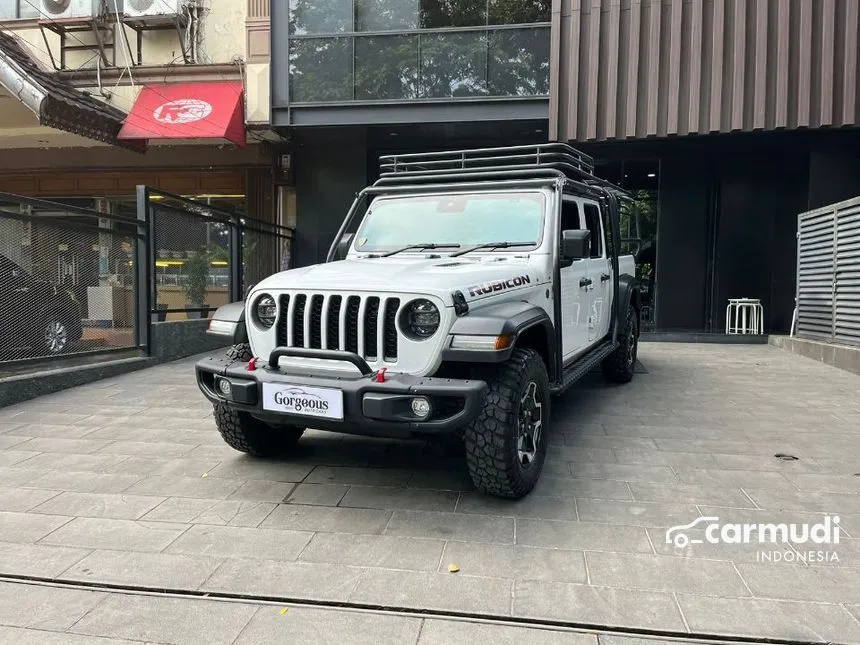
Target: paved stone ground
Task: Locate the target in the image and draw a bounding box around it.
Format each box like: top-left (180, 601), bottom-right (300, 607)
top-left (1, 343), bottom-right (860, 644)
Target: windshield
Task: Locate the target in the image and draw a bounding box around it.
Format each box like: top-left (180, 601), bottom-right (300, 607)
top-left (352, 191), bottom-right (546, 253)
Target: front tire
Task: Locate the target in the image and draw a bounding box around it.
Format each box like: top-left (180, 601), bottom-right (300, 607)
top-left (463, 348), bottom-right (550, 498)
top-left (601, 304), bottom-right (639, 383)
top-left (42, 315), bottom-right (71, 355)
top-left (214, 343), bottom-right (304, 457)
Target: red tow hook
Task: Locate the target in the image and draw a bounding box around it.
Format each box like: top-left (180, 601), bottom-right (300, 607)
top-left (375, 367), bottom-right (387, 383)
top-left (247, 357), bottom-right (258, 371)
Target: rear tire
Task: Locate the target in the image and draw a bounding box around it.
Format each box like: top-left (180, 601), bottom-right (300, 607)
top-left (463, 348), bottom-right (549, 499)
top-left (214, 343), bottom-right (304, 457)
top-left (601, 304), bottom-right (639, 383)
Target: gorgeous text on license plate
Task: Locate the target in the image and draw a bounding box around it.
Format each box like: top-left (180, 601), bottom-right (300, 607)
top-left (262, 383), bottom-right (344, 420)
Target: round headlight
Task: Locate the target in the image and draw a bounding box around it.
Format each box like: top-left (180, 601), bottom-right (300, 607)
top-left (404, 299), bottom-right (440, 339)
top-left (254, 294), bottom-right (276, 328)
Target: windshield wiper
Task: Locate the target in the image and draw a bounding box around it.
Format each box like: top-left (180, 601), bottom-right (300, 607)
top-left (379, 243), bottom-right (461, 257)
top-left (449, 241), bottom-right (535, 257)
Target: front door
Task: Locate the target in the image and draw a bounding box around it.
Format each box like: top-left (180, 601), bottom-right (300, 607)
top-left (559, 198), bottom-right (591, 360)
top-left (581, 201), bottom-right (612, 342)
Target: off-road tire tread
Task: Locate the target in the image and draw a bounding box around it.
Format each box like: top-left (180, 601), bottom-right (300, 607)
top-left (463, 347), bottom-right (549, 499)
top-left (213, 343), bottom-right (303, 456)
top-left (601, 305), bottom-right (638, 383)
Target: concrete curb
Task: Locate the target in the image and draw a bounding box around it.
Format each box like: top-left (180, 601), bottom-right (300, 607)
top-left (769, 335), bottom-right (860, 376)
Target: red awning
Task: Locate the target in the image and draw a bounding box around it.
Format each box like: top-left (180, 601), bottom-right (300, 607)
top-left (117, 81), bottom-right (246, 147)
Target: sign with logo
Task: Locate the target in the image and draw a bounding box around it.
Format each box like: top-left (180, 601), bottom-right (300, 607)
top-left (152, 99), bottom-right (214, 125)
top-left (262, 383), bottom-right (344, 420)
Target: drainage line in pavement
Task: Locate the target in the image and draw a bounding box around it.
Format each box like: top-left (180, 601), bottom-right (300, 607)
top-left (0, 573), bottom-right (841, 645)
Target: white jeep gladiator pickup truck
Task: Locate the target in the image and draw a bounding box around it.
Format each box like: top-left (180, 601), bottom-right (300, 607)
top-left (196, 143), bottom-right (640, 498)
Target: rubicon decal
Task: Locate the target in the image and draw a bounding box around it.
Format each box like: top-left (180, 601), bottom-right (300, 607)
top-left (466, 275), bottom-right (532, 298)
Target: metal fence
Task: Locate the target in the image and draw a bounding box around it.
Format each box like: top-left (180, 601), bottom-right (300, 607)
top-left (796, 196), bottom-right (860, 346)
top-left (0, 192), bottom-right (144, 364)
top-left (139, 186), bottom-right (293, 324)
top-left (0, 188), bottom-right (293, 367)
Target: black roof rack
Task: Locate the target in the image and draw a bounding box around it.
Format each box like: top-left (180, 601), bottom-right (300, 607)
top-left (376, 143), bottom-right (630, 199)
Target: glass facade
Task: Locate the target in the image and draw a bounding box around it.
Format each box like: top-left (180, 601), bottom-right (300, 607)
top-left (287, 0), bottom-right (550, 103)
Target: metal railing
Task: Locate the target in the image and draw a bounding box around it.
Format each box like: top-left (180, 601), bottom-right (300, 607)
top-left (0, 192), bottom-right (145, 365)
top-left (795, 196), bottom-right (860, 347)
top-left (0, 188), bottom-right (293, 367)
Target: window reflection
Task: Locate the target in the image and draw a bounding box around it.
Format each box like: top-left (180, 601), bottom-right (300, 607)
top-left (419, 32), bottom-right (488, 98)
top-left (488, 0), bottom-right (550, 24)
top-left (355, 0), bottom-right (419, 31)
top-left (355, 35), bottom-right (420, 99)
top-left (488, 28), bottom-right (549, 96)
top-left (289, 37), bottom-right (353, 102)
top-left (289, 0), bottom-right (353, 34)
top-left (419, 0), bottom-right (486, 28)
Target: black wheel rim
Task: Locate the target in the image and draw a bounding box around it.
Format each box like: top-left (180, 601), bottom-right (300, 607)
top-left (517, 380), bottom-right (543, 468)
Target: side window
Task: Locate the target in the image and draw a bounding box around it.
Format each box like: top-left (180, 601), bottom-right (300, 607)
top-left (560, 200), bottom-right (581, 234)
top-left (583, 203), bottom-right (603, 258)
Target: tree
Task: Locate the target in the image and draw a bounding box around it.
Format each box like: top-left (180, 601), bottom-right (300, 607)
top-left (184, 247), bottom-right (210, 308)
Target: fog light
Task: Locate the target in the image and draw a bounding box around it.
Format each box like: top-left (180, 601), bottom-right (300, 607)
top-left (217, 378), bottom-right (232, 398)
top-left (411, 396), bottom-right (431, 419)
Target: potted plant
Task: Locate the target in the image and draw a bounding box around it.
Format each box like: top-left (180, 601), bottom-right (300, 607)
top-left (184, 247), bottom-right (210, 319)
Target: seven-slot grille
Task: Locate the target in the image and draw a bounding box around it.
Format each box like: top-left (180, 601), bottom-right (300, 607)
top-left (276, 293), bottom-right (401, 363)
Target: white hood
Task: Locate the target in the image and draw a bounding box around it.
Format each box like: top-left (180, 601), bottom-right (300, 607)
top-left (250, 255), bottom-right (550, 305)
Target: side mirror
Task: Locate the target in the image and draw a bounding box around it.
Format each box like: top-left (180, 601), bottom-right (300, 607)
top-left (562, 229), bottom-right (591, 262)
top-left (335, 233), bottom-right (354, 260)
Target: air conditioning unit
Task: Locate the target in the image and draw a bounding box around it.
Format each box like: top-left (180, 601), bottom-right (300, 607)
top-left (124, 0), bottom-right (183, 18)
top-left (39, 0), bottom-right (101, 18)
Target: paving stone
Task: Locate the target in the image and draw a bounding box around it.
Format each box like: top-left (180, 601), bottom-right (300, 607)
top-left (11, 437), bottom-right (112, 455)
top-left (613, 448), bottom-right (718, 468)
top-left (32, 492), bottom-right (165, 520)
top-left (69, 592), bottom-right (257, 645)
top-left (516, 518), bottom-right (652, 553)
top-left (340, 486), bottom-right (458, 512)
top-left (306, 465), bottom-right (412, 486)
top-left (596, 637), bottom-right (704, 645)
top-left (0, 626), bottom-right (153, 645)
top-left (206, 458), bottom-right (314, 482)
top-left (0, 541), bottom-right (90, 577)
top-left (627, 481), bottom-right (753, 507)
top-left (0, 436), bottom-right (30, 449)
top-left (166, 524), bottom-right (312, 560)
top-left (568, 463), bottom-right (678, 483)
top-left (285, 483), bottom-right (349, 506)
top-left (406, 469), bottom-right (475, 491)
top-left (418, 619), bottom-right (597, 645)
top-left (576, 499), bottom-right (701, 529)
top-left (531, 476), bottom-right (633, 500)
top-left (385, 510), bottom-right (514, 544)
top-left (744, 486), bottom-right (860, 514)
top-left (124, 475), bottom-right (245, 499)
top-left (672, 467), bottom-right (793, 489)
top-left (299, 532), bottom-right (444, 572)
top-left (0, 486), bottom-right (61, 512)
top-left (202, 558), bottom-right (363, 601)
top-left (456, 492), bottom-right (579, 520)
top-left (0, 450), bottom-right (41, 467)
top-left (645, 527), bottom-right (803, 563)
top-left (10, 453), bottom-right (130, 473)
top-left (151, 457), bottom-right (225, 478)
top-left (96, 441), bottom-right (196, 459)
top-left (228, 479), bottom-right (296, 503)
top-left (61, 549), bottom-right (224, 589)
top-left (143, 497), bottom-right (275, 527)
top-left (514, 580), bottom-right (685, 630)
top-left (0, 581), bottom-right (104, 631)
top-left (679, 595), bottom-right (860, 642)
top-left (5, 424), bottom-right (99, 439)
top-left (441, 542), bottom-right (587, 583)
top-left (26, 471), bottom-right (142, 494)
top-left (736, 562), bottom-right (860, 603)
top-left (262, 504), bottom-right (392, 534)
top-left (586, 551), bottom-right (750, 596)
top-left (350, 569), bottom-right (512, 616)
top-left (234, 605), bottom-right (422, 645)
top-left (40, 517), bottom-right (185, 552)
top-left (0, 510), bottom-right (71, 543)
top-left (787, 473), bottom-right (860, 494)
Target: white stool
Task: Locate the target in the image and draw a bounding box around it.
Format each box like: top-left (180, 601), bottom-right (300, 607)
top-left (726, 298), bottom-right (764, 334)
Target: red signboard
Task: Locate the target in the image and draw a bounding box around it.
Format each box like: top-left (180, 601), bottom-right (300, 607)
top-left (117, 81), bottom-right (246, 146)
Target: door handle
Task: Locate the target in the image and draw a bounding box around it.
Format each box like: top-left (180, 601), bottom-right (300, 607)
top-left (579, 278), bottom-right (592, 288)
top-left (601, 273), bottom-right (611, 282)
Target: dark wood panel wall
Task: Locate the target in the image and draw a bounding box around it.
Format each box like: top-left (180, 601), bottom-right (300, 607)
top-left (550, 0), bottom-right (860, 142)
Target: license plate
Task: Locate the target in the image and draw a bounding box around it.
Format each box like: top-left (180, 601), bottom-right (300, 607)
top-left (261, 383), bottom-right (344, 420)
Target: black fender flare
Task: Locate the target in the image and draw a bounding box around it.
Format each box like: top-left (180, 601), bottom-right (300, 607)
top-left (441, 300), bottom-right (557, 379)
top-left (207, 301), bottom-right (248, 344)
top-left (616, 274), bottom-right (642, 337)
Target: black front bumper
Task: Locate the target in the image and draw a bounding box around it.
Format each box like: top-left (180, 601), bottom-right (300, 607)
top-left (195, 349), bottom-right (487, 438)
